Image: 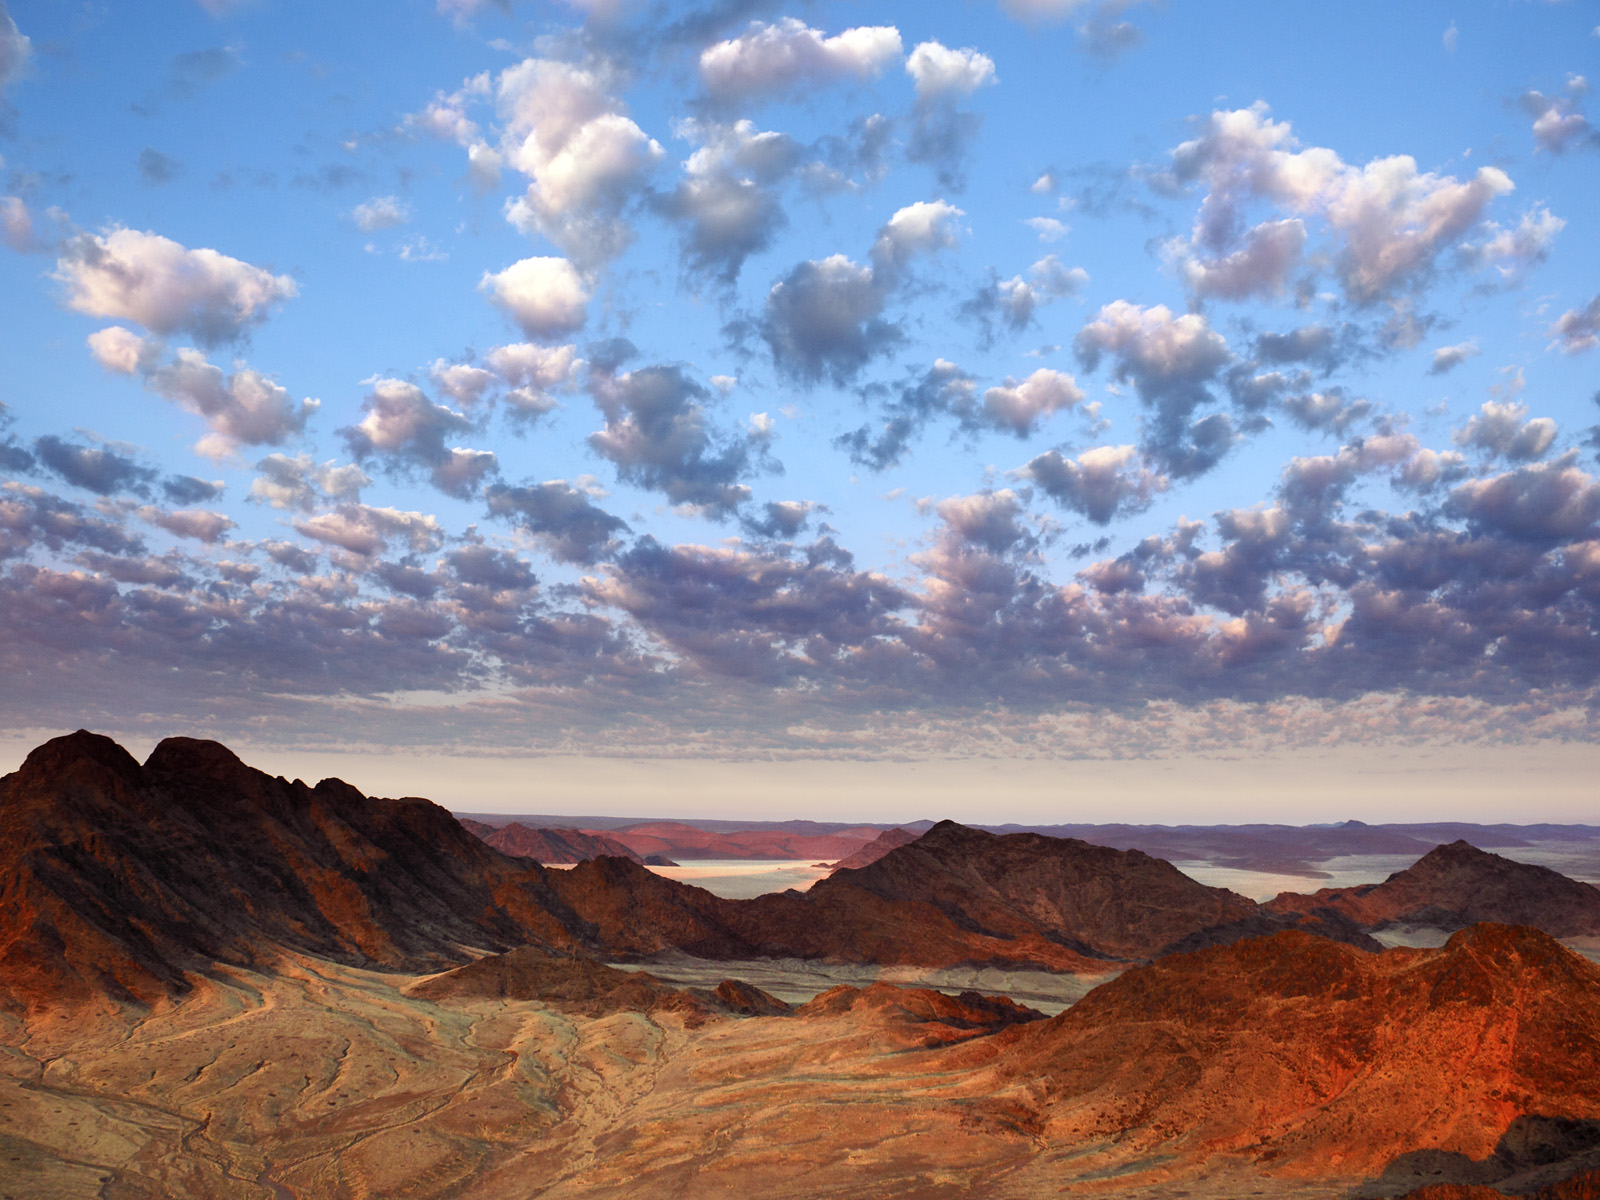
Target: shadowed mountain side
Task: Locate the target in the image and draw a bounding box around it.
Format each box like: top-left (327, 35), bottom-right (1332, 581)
top-left (829, 826), bottom-right (919, 870)
top-left (795, 981), bottom-right (1046, 1047)
top-left (1267, 841), bottom-right (1600, 937)
top-left (405, 944), bottom-right (790, 1024)
top-left (604, 820), bottom-right (880, 862)
top-left (460, 820), bottom-right (645, 865)
top-left (970, 924), bottom-right (1600, 1180)
top-left (1393, 1167), bottom-right (1600, 1199)
top-left (0, 731), bottom-right (593, 1011)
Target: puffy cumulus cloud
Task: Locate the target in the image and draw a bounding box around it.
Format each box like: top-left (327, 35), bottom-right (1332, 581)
top-left (248, 453), bottom-right (369, 511)
top-left (1164, 104), bottom-right (1523, 306)
top-left (33, 436), bottom-right (157, 497)
top-left (1021, 443), bottom-right (1166, 523)
top-left (966, 253), bottom-right (1088, 339)
top-left (497, 58), bottom-right (663, 266)
top-left (161, 475), bottom-right (224, 506)
top-left (588, 537), bottom-right (912, 686)
top-left (446, 544), bottom-right (535, 592)
top-left (405, 72), bottom-right (501, 189)
top-left (0, 3), bottom-right (30, 91)
top-left (587, 363), bottom-right (772, 516)
top-left (351, 195), bottom-right (410, 232)
top-left (1521, 80), bottom-right (1597, 154)
top-left (485, 341), bottom-right (581, 422)
top-left (0, 481), bottom-right (146, 560)
top-left (54, 228), bottom-right (298, 346)
top-left (656, 119), bottom-right (801, 284)
top-left (699, 18), bottom-right (902, 101)
top-left (869, 199), bottom-right (965, 281)
top-left (144, 348), bottom-right (319, 459)
top-left (1074, 300), bottom-right (1239, 477)
top-left (480, 256), bottom-right (589, 339)
top-left (485, 479), bottom-right (629, 564)
top-left (980, 368), bottom-right (1087, 436)
top-left (429, 359), bottom-right (497, 408)
top-left (293, 504), bottom-right (444, 559)
top-left (905, 42), bottom-right (997, 189)
top-left (1281, 387), bottom-right (1372, 435)
top-left (87, 325), bottom-right (160, 375)
top-left (1447, 455), bottom-right (1600, 543)
top-left (934, 489), bottom-right (1038, 553)
top-left (139, 506), bottom-right (234, 544)
top-left (905, 41), bottom-right (995, 100)
top-left (759, 254), bottom-right (899, 385)
top-left (1429, 339), bottom-right (1479, 376)
top-left (341, 378), bottom-right (497, 499)
top-left (1454, 400), bottom-right (1557, 463)
top-left (1463, 206), bottom-right (1564, 284)
top-left (1550, 295), bottom-right (1600, 355)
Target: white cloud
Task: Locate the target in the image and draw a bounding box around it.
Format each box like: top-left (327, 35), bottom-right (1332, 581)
top-left (1550, 296), bottom-right (1600, 355)
top-left (1427, 339), bottom-right (1479, 375)
top-left (873, 199), bottom-right (966, 272)
top-left (139, 505), bottom-right (234, 543)
top-left (54, 228), bottom-right (298, 345)
top-left (294, 504), bottom-right (443, 558)
top-left (485, 341), bottom-right (580, 420)
top-left (249, 454), bottom-right (369, 511)
top-left (1454, 400), bottom-right (1556, 462)
top-left (1024, 216), bottom-right (1068, 242)
top-left (352, 196), bottom-right (410, 232)
top-left (430, 359), bottom-right (497, 407)
top-left (699, 18), bottom-right (903, 100)
top-left (86, 326), bottom-right (158, 375)
top-left (905, 41), bottom-right (996, 101)
top-left (146, 348), bottom-right (319, 458)
top-left (1022, 443), bottom-right (1167, 524)
top-left (1167, 104), bottom-right (1520, 305)
top-left (480, 256), bottom-right (589, 339)
top-left (1465, 206), bottom-right (1564, 282)
top-left (981, 368), bottom-right (1086, 435)
top-left (2, 194), bottom-right (38, 251)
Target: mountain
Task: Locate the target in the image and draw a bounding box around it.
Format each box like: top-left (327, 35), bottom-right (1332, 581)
top-left (829, 827), bottom-right (919, 870)
top-left (461, 820), bottom-right (645, 864)
top-left (1265, 840), bottom-right (1600, 937)
top-left (0, 731), bottom-right (590, 1011)
top-left (603, 820), bottom-right (880, 862)
top-left (981, 924), bottom-right (1600, 1181)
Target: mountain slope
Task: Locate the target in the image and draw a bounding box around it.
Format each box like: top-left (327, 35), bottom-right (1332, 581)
top-left (1266, 840), bottom-right (1600, 936)
top-left (0, 731), bottom-right (589, 1011)
top-left (465, 820), bottom-right (645, 864)
top-left (829, 827), bottom-right (919, 870)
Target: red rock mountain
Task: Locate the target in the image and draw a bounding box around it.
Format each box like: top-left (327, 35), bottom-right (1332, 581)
top-left (604, 820), bottom-right (879, 862)
top-left (829, 826), bottom-right (918, 870)
top-left (0, 731), bottom-right (590, 1011)
top-left (1266, 840), bottom-right (1600, 936)
top-left (463, 820), bottom-right (645, 864)
top-left (980, 924), bottom-right (1600, 1180)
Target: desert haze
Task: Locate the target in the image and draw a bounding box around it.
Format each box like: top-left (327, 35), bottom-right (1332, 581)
top-left (4, 731), bottom-right (1600, 1199)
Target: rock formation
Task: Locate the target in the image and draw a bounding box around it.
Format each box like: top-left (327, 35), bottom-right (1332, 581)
top-left (829, 826), bottom-right (918, 870)
top-left (461, 819), bottom-right (645, 864)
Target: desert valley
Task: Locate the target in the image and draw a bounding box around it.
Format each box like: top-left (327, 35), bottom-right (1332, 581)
top-left (4, 731), bottom-right (1600, 1200)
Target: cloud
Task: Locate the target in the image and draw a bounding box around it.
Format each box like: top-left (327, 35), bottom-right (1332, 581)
top-left (137, 148), bottom-right (184, 186)
top-left (86, 326), bottom-right (161, 375)
top-left (55, 228), bottom-right (298, 346)
top-left (0, 482), bottom-right (145, 560)
top-left (1550, 295), bottom-right (1600, 355)
top-left (869, 199), bottom-right (966, 281)
top-left (980, 368), bottom-right (1087, 436)
top-left (905, 42), bottom-right (996, 188)
top-left (1, 3), bottom-right (32, 91)
top-left (293, 504), bottom-right (444, 559)
top-left (248, 453), bottom-right (369, 511)
top-left (934, 489), bottom-right (1036, 553)
top-left (1164, 104), bottom-right (1522, 306)
top-left (905, 42), bottom-right (995, 101)
top-left (341, 378), bottom-right (497, 499)
top-left (485, 479), bottom-right (629, 563)
top-left (1074, 300), bottom-right (1238, 477)
top-left (139, 505), bottom-right (234, 543)
top-left (144, 348), bottom-right (319, 458)
top-left (759, 254), bottom-right (899, 385)
top-left (352, 195), bottom-right (411, 232)
top-left (1281, 387), bottom-right (1372, 434)
top-left (1447, 455), bottom-right (1600, 542)
top-left (1428, 340), bottom-right (1479, 375)
top-left (497, 57), bottom-right (663, 265)
top-left (161, 475), bottom-right (224, 506)
top-left (1, 195), bottom-right (38, 252)
top-left (1454, 400), bottom-right (1557, 462)
top-left (699, 18), bottom-right (902, 101)
top-left (429, 359), bottom-right (497, 408)
top-left (480, 256), bottom-right (589, 340)
top-left (587, 363), bottom-right (771, 516)
top-left (484, 341), bottom-right (581, 422)
top-left (966, 253), bottom-right (1088, 339)
top-left (996, 0), bottom-right (1152, 56)
top-left (1463, 206), bottom-right (1564, 284)
top-left (1521, 80), bottom-right (1597, 154)
top-left (1024, 216), bottom-right (1068, 242)
top-left (741, 499), bottom-right (822, 540)
top-left (33, 436), bottom-right (157, 497)
top-left (1021, 443), bottom-right (1166, 523)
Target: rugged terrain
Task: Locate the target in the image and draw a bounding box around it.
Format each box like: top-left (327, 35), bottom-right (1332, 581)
top-left (828, 826), bottom-right (919, 870)
top-left (457, 819), bottom-right (647, 865)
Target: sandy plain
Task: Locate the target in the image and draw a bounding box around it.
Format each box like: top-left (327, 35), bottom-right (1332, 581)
top-left (0, 951), bottom-right (1370, 1200)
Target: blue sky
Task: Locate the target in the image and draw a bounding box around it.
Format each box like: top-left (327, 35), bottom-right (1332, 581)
top-left (2, 0), bottom-right (1598, 818)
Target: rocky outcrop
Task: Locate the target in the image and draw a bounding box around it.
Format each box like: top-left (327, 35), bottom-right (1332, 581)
top-left (829, 827), bottom-right (918, 871)
top-left (984, 924), bottom-right (1600, 1178)
top-left (468, 821), bottom-right (646, 865)
top-left (1266, 840), bottom-right (1600, 937)
top-left (0, 731), bottom-right (591, 1011)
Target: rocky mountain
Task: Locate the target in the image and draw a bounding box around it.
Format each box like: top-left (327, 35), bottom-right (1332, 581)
top-left (1266, 840), bottom-right (1600, 936)
top-left (603, 820), bottom-right (880, 862)
top-left (829, 827), bottom-right (919, 870)
top-left (0, 731), bottom-right (591, 1011)
top-left (981, 924), bottom-right (1600, 1181)
top-left (461, 819), bottom-right (645, 865)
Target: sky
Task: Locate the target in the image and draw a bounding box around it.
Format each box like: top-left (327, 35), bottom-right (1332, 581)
top-left (2, 0), bottom-right (1598, 822)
